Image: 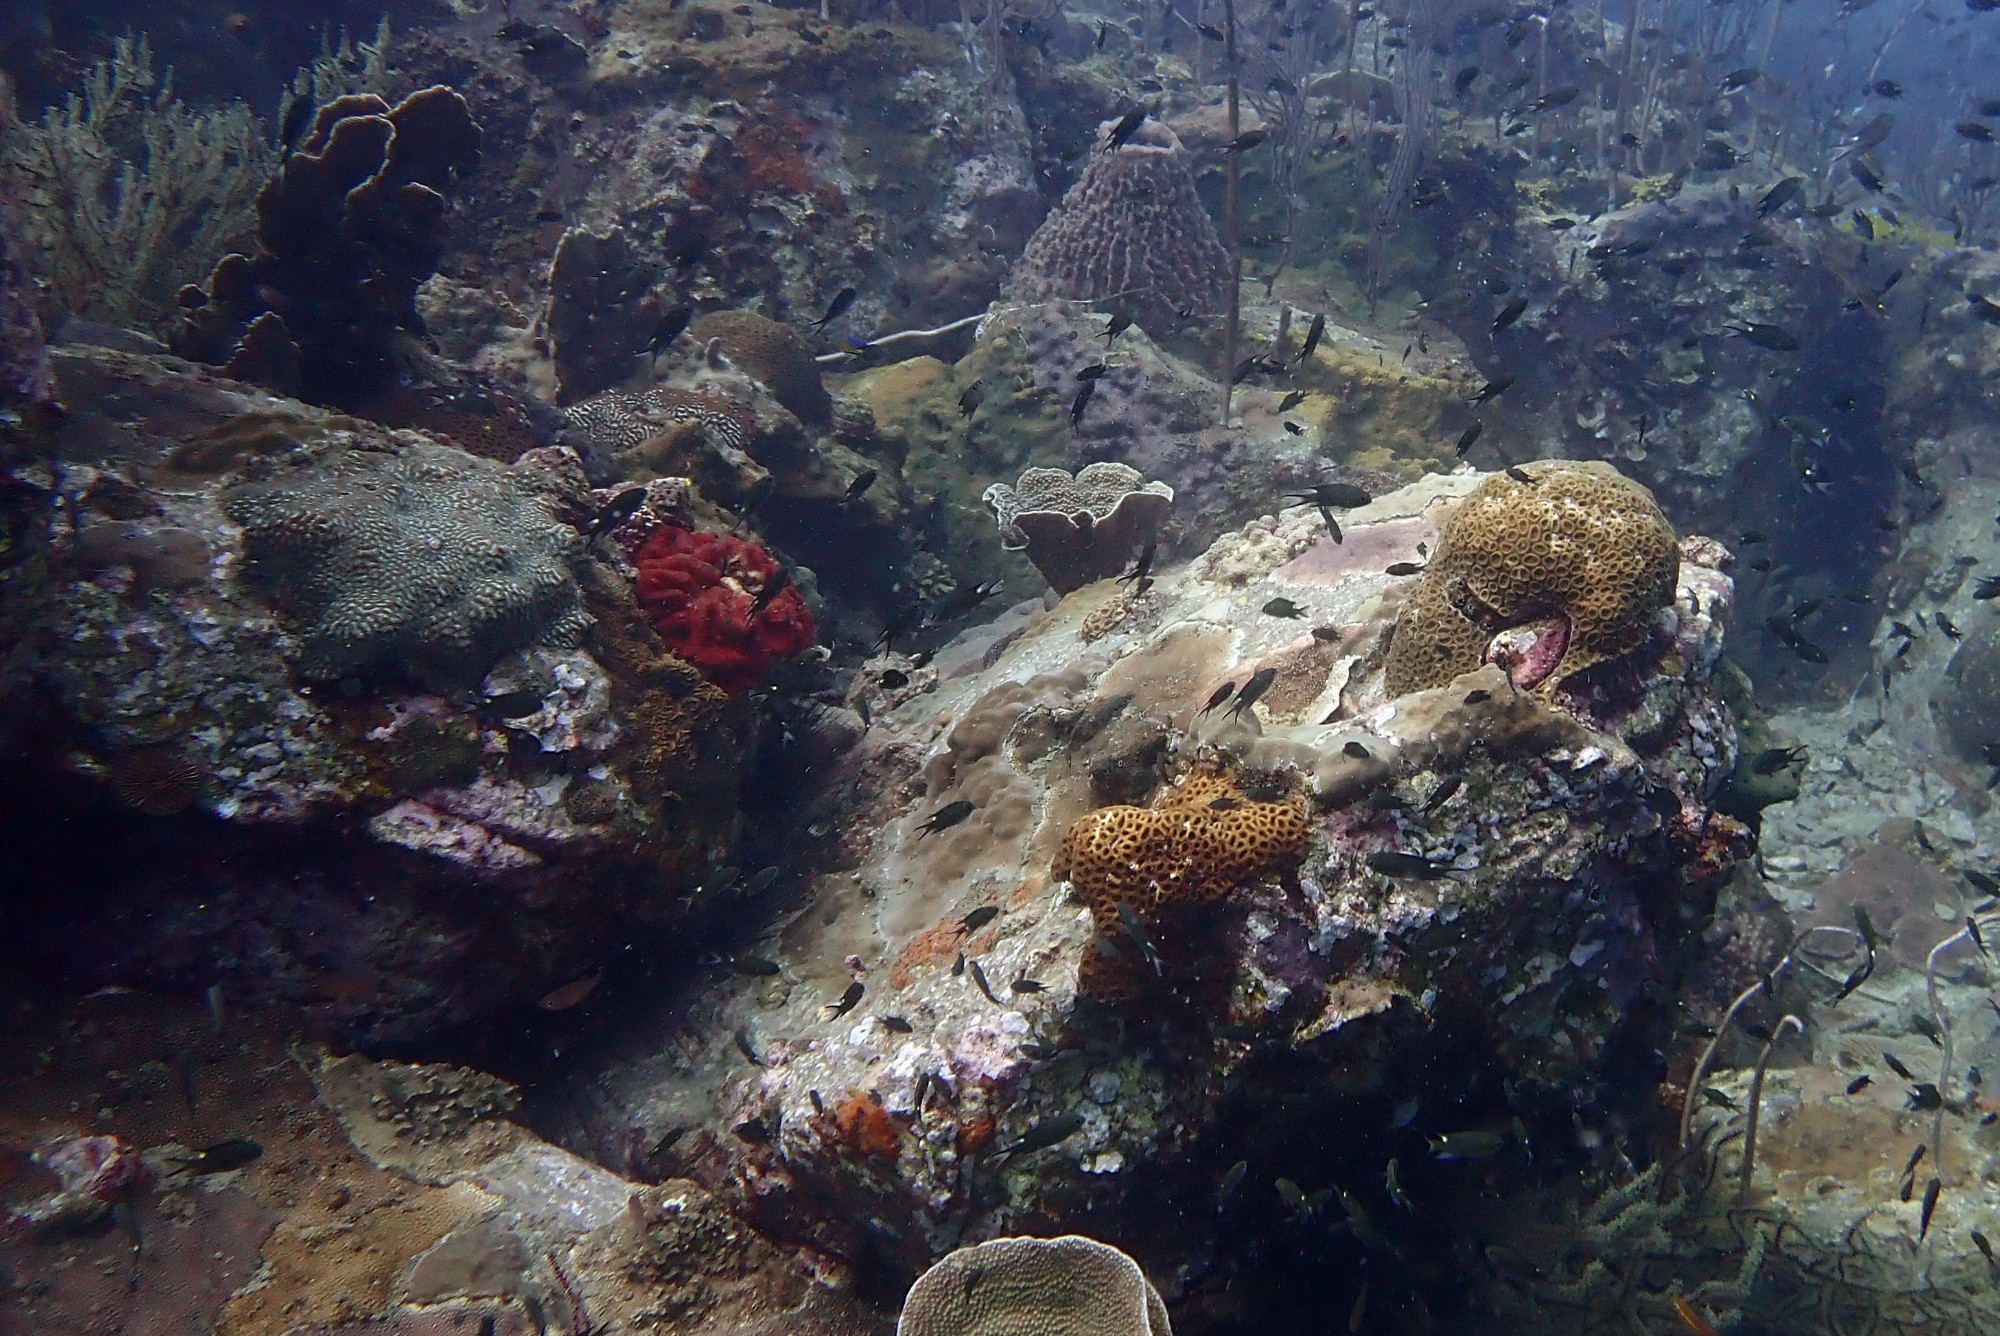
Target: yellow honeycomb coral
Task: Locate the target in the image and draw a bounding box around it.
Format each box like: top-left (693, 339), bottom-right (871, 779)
top-left (1383, 460), bottom-right (1679, 697)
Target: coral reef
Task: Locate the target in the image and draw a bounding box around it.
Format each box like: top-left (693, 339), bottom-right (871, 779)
top-left (1383, 460), bottom-right (1680, 696)
top-left (0, 36), bottom-right (270, 328)
top-left (983, 461), bottom-right (1174, 594)
top-left (545, 224), bottom-right (663, 403)
top-left (1008, 119), bottom-right (1229, 338)
top-left (688, 309), bottom-right (831, 424)
top-left (563, 384), bottom-right (755, 472)
top-left (170, 86), bottom-right (482, 406)
top-left (899, 1236), bottom-right (1172, 1336)
top-left (225, 439), bottom-right (590, 690)
top-left (631, 525), bottom-right (816, 695)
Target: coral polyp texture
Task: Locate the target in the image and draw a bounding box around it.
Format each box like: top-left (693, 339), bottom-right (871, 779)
top-left (631, 526), bottom-right (816, 695)
top-left (170, 86), bottom-right (481, 406)
top-left (224, 440), bottom-right (589, 690)
top-left (1383, 460), bottom-right (1680, 697)
top-left (984, 461), bottom-right (1174, 594)
top-left (1007, 120), bottom-right (1229, 337)
top-left (688, 309), bottom-right (832, 423)
top-left (562, 385), bottom-right (754, 455)
top-left (898, 1235), bottom-right (1173, 1336)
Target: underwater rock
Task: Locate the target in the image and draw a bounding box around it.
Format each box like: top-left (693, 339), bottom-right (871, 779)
top-left (983, 461), bottom-right (1173, 594)
top-left (1383, 460), bottom-right (1681, 696)
top-left (170, 87), bottom-right (483, 407)
top-left (1008, 119), bottom-right (1228, 339)
top-left (548, 466), bottom-right (1746, 1283)
top-left (899, 1235), bottom-right (1172, 1336)
top-left (546, 224), bottom-right (665, 403)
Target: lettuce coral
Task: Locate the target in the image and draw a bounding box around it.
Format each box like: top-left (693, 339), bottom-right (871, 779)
top-left (631, 527), bottom-right (816, 695)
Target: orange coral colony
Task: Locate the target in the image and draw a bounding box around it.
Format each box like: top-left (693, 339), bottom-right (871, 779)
top-left (833, 1093), bottom-right (904, 1161)
top-left (1053, 771), bottom-right (1312, 997)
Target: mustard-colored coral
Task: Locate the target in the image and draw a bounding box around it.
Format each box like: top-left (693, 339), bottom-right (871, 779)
top-left (688, 309), bottom-right (831, 422)
top-left (1383, 461), bottom-right (1678, 697)
top-left (1054, 773), bottom-right (1310, 917)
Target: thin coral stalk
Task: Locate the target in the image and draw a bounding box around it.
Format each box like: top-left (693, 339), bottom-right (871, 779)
top-left (1737, 1013), bottom-right (1802, 1204)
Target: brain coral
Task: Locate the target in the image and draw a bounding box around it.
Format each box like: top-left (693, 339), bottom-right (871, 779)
top-left (1382, 460), bottom-right (1679, 697)
top-left (1007, 119), bottom-right (1229, 337)
top-left (563, 386), bottom-right (753, 456)
top-left (632, 526), bottom-right (816, 695)
top-left (983, 462), bottom-right (1174, 594)
top-left (899, 1235), bottom-right (1172, 1336)
top-left (688, 310), bottom-right (832, 423)
top-left (225, 441), bottom-right (589, 689)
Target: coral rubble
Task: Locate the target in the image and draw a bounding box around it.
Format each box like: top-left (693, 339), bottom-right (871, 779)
top-left (1384, 460), bottom-right (1680, 696)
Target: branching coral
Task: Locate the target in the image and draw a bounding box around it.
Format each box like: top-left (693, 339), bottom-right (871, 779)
top-left (170, 86), bottom-right (481, 406)
top-left (1007, 119), bottom-right (1229, 337)
top-left (0, 36), bottom-right (272, 328)
top-left (631, 526), bottom-right (816, 696)
top-left (898, 1235), bottom-right (1173, 1336)
top-left (225, 440), bottom-right (589, 689)
top-left (1383, 461), bottom-right (1679, 697)
top-left (983, 462), bottom-right (1174, 595)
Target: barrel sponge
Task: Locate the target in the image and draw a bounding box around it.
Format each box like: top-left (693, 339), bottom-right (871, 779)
top-left (1052, 772), bottom-right (1311, 918)
top-left (224, 440), bottom-right (589, 690)
top-left (897, 1235), bottom-right (1171, 1336)
top-left (1383, 460), bottom-right (1679, 697)
top-left (688, 310), bottom-right (832, 423)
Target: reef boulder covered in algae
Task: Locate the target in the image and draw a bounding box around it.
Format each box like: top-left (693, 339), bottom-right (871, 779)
top-left (545, 462), bottom-right (1751, 1304)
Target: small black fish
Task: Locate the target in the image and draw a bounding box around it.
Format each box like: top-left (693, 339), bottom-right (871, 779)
top-left (278, 91), bottom-right (315, 159)
top-left (1851, 157), bottom-right (1887, 193)
top-left (1342, 741), bottom-right (1371, 760)
top-left (1366, 850), bottom-right (1454, 879)
top-left (1105, 107), bottom-right (1148, 149)
top-left (639, 304), bottom-right (692, 358)
top-left (584, 485), bottom-right (649, 541)
top-left (1263, 597), bottom-right (1307, 619)
top-left (840, 469), bottom-right (878, 504)
top-left (1283, 421), bottom-right (1304, 436)
top-left (879, 668), bottom-right (910, 688)
top-left (1318, 507), bottom-right (1342, 544)
top-left (1104, 312), bottom-right (1133, 344)
top-left (916, 799), bottom-right (975, 838)
top-left (958, 379), bottom-right (986, 418)
top-left (1846, 1073), bottom-right (1873, 1095)
top-left (1884, 1051), bottom-right (1917, 1080)
top-left (1505, 466), bottom-right (1534, 485)
top-left (961, 905), bottom-right (1000, 933)
top-left (880, 1015), bottom-right (913, 1033)
top-left (1076, 363), bottom-right (1108, 381)
top-left (1004, 1111), bottom-right (1084, 1156)
top-left (1757, 177), bottom-right (1805, 217)
top-left (967, 958), bottom-right (1001, 1003)
top-left (1469, 374), bottom-right (1516, 405)
top-left (1455, 422), bottom-right (1483, 456)
top-left (1976, 1228), bottom-right (1999, 1273)
top-left (810, 287), bottom-right (858, 333)
top-left (820, 979), bottom-right (864, 1019)
top-left (1974, 575), bottom-right (2000, 600)
top-left (1422, 775), bottom-right (1462, 814)
top-left (1384, 561), bottom-right (1425, 576)
top-left (748, 565), bottom-right (791, 619)
top-left (1120, 541), bottom-right (1157, 586)
top-left (1870, 78), bottom-right (1904, 98)
top-left (1728, 322), bottom-right (1801, 351)
top-left (184, 1138), bottom-right (263, 1175)
top-left (1961, 122), bottom-right (1998, 143)
top-left (1453, 65), bottom-right (1480, 96)
top-left (1288, 481), bottom-right (1372, 508)
top-left (1278, 390), bottom-right (1307, 412)
top-left (1069, 380), bottom-right (1097, 427)
top-left (1196, 21), bottom-right (1225, 39)
top-left (1223, 129), bottom-right (1268, 154)
top-left (1718, 66), bottom-right (1761, 93)
top-left (1938, 612), bottom-right (1963, 640)
top-left (1010, 977), bottom-right (1046, 994)
top-left (1463, 688), bottom-right (1491, 704)
top-left (1295, 313), bottom-right (1326, 364)
top-left (724, 954), bottom-right (781, 977)
top-left (1530, 84), bottom-right (1581, 112)
top-left (477, 689), bottom-right (547, 720)
top-left (1921, 1176), bottom-right (1943, 1239)
top-left (1199, 682), bottom-right (1236, 715)
top-left (1491, 295), bottom-right (1528, 333)
top-left (1227, 667), bottom-right (1278, 719)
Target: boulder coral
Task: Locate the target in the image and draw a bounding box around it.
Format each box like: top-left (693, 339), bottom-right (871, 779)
top-left (631, 526), bottom-right (816, 695)
top-left (1383, 460), bottom-right (1679, 697)
top-left (898, 1235), bottom-right (1172, 1336)
top-left (689, 309), bottom-right (832, 424)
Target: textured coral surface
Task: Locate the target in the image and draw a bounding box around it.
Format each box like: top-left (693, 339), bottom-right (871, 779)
top-left (631, 526), bottom-right (816, 695)
top-left (688, 309), bottom-right (832, 423)
top-left (898, 1236), bottom-right (1172, 1336)
top-left (563, 385), bottom-right (753, 455)
top-left (1008, 120), bottom-right (1229, 337)
top-left (1383, 460), bottom-right (1679, 696)
top-left (225, 440), bottom-right (589, 689)
top-left (983, 461), bottom-right (1174, 593)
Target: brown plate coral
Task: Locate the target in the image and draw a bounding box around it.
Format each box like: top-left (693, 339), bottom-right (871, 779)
top-left (1383, 460), bottom-right (1679, 696)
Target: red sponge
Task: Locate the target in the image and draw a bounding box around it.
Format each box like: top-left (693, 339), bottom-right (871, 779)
top-left (632, 526), bottom-right (816, 695)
